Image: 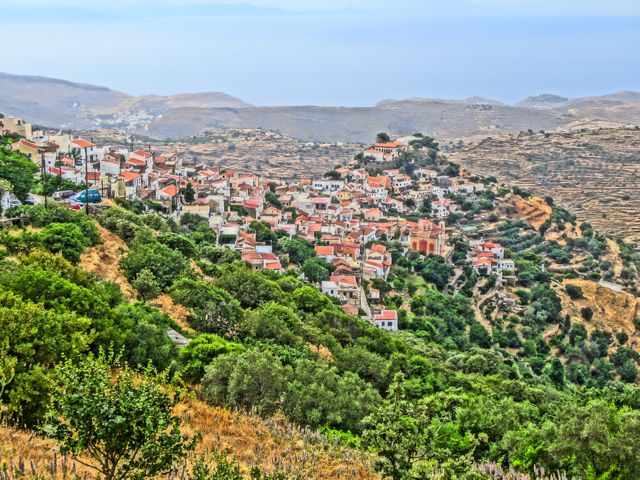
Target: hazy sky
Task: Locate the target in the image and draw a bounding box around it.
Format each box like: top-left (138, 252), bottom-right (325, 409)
top-left (1, 0), bottom-right (639, 105)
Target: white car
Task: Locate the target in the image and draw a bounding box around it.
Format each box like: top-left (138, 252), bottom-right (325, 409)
top-left (8, 197), bottom-right (22, 207)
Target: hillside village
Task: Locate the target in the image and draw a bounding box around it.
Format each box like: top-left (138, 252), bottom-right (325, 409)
top-left (3, 118), bottom-right (639, 360)
top-left (4, 114), bottom-right (640, 345)
top-left (3, 114), bottom-right (640, 480)
top-left (2, 116), bottom-right (524, 332)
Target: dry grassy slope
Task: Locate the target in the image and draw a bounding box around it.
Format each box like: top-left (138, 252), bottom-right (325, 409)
top-left (0, 397), bottom-right (379, 479)
top-left (556, 279), bottom-right (640, 350)
top-left (79, 224), bottom-right (190, 329)
top-left (510, 195), bottom-right (552, 229)
top-left (449, 126), bottom-right (640, 242)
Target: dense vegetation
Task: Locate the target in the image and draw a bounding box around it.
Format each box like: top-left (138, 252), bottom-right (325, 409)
top-left (2, 135), bottom-right (640, 479)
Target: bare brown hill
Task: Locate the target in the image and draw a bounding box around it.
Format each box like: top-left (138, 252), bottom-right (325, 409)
top-left (5, 73), bottom-right (640, 143)
top-left (141, 100), bottom-right (570, 143)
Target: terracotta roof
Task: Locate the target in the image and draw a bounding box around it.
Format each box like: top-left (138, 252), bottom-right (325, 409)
top-left (14, 139), bottom-right (39, 150)
top-left (127, 158), bottom-right (147, 167)
top-left (162, 185), bottom-right (178, 197)
top-left (120, 171), bottom-right (140, 182)
top-left (374, 310), bottom-right (398, 321)
top-left (330, 275), bottom-right (358, 287)
top-left (315, 246), bottom-right (334, 256)
top-left (133, 150), bottom-right (152, 158)
top-left (71, 139), bottom-right (95, 148)
top-left (374, 141), bottom-right (403, 148)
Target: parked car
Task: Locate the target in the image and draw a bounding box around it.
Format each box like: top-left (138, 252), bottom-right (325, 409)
top-left (8, 197), bottom-right (22, 208)
top-left (69, 189), bottom-right (102, 205)
top-left (53, 190), bottom-right (76, 201)
top-left (24, 194), bottom-right (35, 205)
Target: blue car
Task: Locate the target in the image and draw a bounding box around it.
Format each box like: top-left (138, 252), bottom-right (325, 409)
top-left (70, 189), bottom-right (102, 205)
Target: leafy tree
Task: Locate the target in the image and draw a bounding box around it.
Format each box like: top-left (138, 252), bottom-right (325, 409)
top-left (413, 255), bottom-right (454, 291)
top-left (291, 285), bottom-right (333, 314)
top-left (334, 345), bottom-right (390, 391)
top-left (283, 358), bottom-right (380, 432)
top-left (550, 399), bottom-right (640, 478)
top-left (376, 132), bottom-right (391, 143)
top-left (565, 284), bottom-right (583, 300)
top-left (239, 302), bottom-right (302, 346)
top-left (99, 303), bottom-right (177, 371)
top-left (180, 212), bottom-right (208, 231)
top-left (170, 278), bottom-right (243, 335)
top-left (0, 288), bottom-right (92, 424)
top-left (201, 349), bottom-right (289, 415)
top-left (157, 232), bottom-right (198, 258)
top-left (620, 359), bottom-right (638, 383)
top-left (178, 334), bottom-right (243, 382)
top-left (247, 221), bottom-right (279, 245)
top-left (302, 257), bottom-right (331, 283)
top-left (201, 245), bottom-right (240, 265)
top-left (0, 178), bottom-right (12, 215)
top-left (278, 237), bottom-right (315, 265)
top-left (469, 322), bottom-right (492, 348)
top-left (38, 223), bottom-right (88, 263)
top-left (548, 358), bottom-right (565, 388)
top-left (362, 374), bottom-right (446, 480)
top-left (0, 147), bottom-right (38, 200)
top-left (0, 263), bottom-right (109, 319)
top-left (323, 170), bottom-right (341, 180)
top-left (131, 268), bottom-right (161, 301)
top-left (265, 191), bottom-right (282, 209)
top-left (120, 241), bottom-right (188, 289)
top-left (581, 307), bottom-right (593, 321)
top-left (43, 353), bottom-right (194, 480)
top-left (215, 263), bottom-right (283, 309)
top-left (181, 182), bottom-right (196, 204)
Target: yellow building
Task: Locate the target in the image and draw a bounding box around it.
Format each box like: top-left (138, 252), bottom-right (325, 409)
top-left (1, 117), bottom-right (32, 137)
top-left (11, 138), bottom-right (40, 163)
top-left (335, 190), bottom-right (352, 201)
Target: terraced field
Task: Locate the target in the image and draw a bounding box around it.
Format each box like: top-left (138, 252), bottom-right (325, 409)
top-left (449, 127), bottom-right (640, 242)
top-left (88, 128), bottom-right (362, 179)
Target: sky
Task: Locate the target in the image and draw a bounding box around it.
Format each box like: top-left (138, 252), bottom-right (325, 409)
top-left (1, 0), bottom-right (639, 106)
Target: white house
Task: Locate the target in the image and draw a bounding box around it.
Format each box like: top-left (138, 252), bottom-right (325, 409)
top-left (312, 179), bottom-right (344, 193)
top-left (416, 169), bottom-right (438, 180)
top-left (69, 139), bottom-right (98, 163)
top-left (373, 310), bottom-right (398, 331)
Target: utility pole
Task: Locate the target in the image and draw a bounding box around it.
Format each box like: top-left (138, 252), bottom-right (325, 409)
top-left (41, 151), bottom-right (48, 208)
top-left (84, 146), bottom-right (89, 214)
top-left (358, 229), bottom-right (366, 314)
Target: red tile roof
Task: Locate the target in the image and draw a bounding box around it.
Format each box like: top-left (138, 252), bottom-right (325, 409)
top-left (374, 310), bottom-right (398, 321)
top-left (315, 246), bottom-right (334, 256)
top-left (72, 139), bottom-right (95, 148)
top-left (162, 185), bottom-right (178, 197)
top-left (120, 171), bottom-right (140, 182)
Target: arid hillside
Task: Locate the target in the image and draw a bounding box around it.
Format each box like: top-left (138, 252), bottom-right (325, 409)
top-left (0, 397), bottom-right (379, 480)
top-left (449, 126), bottom-right (640, 242)
top-left (88, 128), bottom-right (363, 179)
top-left (139, 100), bottom-right (571, 143)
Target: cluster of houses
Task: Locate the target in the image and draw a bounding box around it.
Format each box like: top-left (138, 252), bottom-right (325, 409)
top-left (468, 239), bottom-right (516, 279)
top-left (3, 117), bottom-right (516, 332)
